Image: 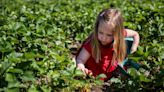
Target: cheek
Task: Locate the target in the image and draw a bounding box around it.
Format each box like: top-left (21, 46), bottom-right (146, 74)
top-left (97, 34), bottom-right (101, 41)
top-left (107, 37), bottom-right (114, 42)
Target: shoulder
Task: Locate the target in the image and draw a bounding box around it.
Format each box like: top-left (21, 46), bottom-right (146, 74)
top-left (123, 29), bottom-right (127, 37)
top-left (82, 33), bottom-right (93, 49)
top-left (123, 29), bottom-right (139, 37)
top-left (82, 37), bottom-right (92, 54)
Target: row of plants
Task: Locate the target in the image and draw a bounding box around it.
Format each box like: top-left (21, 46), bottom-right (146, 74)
top-left (0, 0), bottom-right (163, 91)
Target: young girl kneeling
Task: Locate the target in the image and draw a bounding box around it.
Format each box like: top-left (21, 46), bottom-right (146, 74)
top-left (76, 8), bottom-right (140, 81)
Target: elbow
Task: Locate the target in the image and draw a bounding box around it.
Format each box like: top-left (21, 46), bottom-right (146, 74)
top-left (135, 31), bottom-right (139, 37)
top-left (134, 32), bottom-right (140, 40)
top-left (133, 33), bottom-right (140, 45)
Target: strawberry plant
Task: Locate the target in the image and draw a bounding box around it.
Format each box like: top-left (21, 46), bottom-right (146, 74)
top-left (0, 0), bottom-right (163, 91)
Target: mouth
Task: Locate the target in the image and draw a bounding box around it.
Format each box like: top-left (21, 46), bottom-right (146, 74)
top-left (99, 41), bottom-right (113, 47)
top-left (100, 41), bottom-right (107, 45)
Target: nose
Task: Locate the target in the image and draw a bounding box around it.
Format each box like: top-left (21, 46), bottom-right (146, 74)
top-left (101, 35), bottom-right (107, 42)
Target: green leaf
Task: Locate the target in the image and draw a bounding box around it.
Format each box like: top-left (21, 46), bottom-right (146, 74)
top-left (7, 52), bottom-right (23, 63)
top-left (74, 69), bottom-right (85, 76)
top-left (8, 68), bottom-right (23, 74)
top-left (136, 46), bottom-right (144, 55)
top-left (40, 85), bottom-right (52, 92)
top-left (24, 52), bottom-right (36, 59)
top-left (0, 88), bottom-right (5, 92)
top-left (41, 45), bottom-right (48, 51)
top-left (28, 84), bottom-right (39, 92)
top-left (127, 68), bottom-right (139, 79)
top-left (15, 61), bottom-right (32, 69)
top-left (94, 79), bottom-right (104, 85)
top-left (8, 81), bottom-right (20, 88)
top-left (61, 70), bottom-right (71, 76)
top-left (129, 57), bottom-right (142, 62)
top-left (139, 74), bottom-right (151, 82)
top-left (21, 71), bottom-right (35, 81)
top-left (95, 74), bottom-right (106, 79)
top-left (5, 88), bottom-right (20, 92)
top-left (110, 78), bottom-right (121, 83)
top-left (31, 61), bottom-right (44, 73)
top-left (0, 64), bottom-right (2, 68)
top-left (14, 22), bottom-right (22, 31)
top-left (5, 73), bottom-right (17, 82)
top-left (52, 71), bottom-right (60, 78)
top-left (159, 50), bottom-right (164, 60)
top-left (0, 62), bottom-right (11, 75)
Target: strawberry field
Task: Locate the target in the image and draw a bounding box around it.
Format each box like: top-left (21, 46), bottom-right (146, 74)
top-left (0, 0), bottom-right (163, 92)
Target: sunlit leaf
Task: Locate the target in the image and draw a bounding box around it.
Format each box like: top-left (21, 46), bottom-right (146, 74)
top-left (21, 71), bottom-right (35, 81)
top-left (6, 88), bottom-right (20, 92)
top-left (5, 73), bottom-right (17, 82)
top-left (110, 78), bottom-right (121, 83)
top-left (8, 68), bottom-right (23, 74)
top-left (28, 84), bottom-right (39, 92)
top-left (139, 74), bottom-right (151, 82)
top-left (96, 74), bottom-right (107, 79)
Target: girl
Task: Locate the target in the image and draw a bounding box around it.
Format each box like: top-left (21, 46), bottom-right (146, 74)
top-left (76, 8), bottom-right (140, 81)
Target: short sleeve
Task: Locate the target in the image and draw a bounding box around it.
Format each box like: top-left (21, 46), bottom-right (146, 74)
top-left (82, 40), bottom-right (92, 54)
top-left (124, 29), bottom-right (127, 37)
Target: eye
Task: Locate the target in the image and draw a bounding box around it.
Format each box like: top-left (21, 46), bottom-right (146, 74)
top-left (107, 34), bottom-right (113, 37)
top-left (98, 31), bottom-right (103, 34)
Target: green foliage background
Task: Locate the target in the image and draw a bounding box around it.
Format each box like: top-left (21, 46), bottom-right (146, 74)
top-left (0, 0), bottom-right (163, 92)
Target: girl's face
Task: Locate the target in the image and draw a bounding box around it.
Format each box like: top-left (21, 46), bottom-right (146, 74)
top-left (98, 22), bottom-right (114, 46)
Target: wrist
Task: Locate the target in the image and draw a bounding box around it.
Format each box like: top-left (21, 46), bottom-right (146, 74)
top-left (77, 63), bottom-right (85, 70)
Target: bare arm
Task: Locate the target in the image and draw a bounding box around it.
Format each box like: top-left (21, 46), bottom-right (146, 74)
top-left (125, 29), bottom-right (140, 53)
top-left (76, 48), bottom-right (91, 74)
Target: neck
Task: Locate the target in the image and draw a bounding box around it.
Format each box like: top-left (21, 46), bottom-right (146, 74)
top-left (99, 40), bottom-right (114, 48)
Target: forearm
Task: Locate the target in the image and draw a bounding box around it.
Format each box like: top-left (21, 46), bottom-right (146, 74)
top-left (76, 48), bottom-right (91, 74)
top-left (76, 58), bottom-right (92, 75)
top-left (130, 32), bottom-right (140, 53)
top-left (125, 29), bottom-right (140, 53)
top-left (76, 58), bottom-right (85, 69)
top-left (132, 32), bottom-right (140, 48)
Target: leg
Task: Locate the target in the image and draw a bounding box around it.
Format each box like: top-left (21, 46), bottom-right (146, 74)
top-left (123, 37), bottom-right (140, 70)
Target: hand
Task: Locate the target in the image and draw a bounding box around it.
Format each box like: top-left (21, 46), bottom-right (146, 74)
top-left (77, 63), bottom-right (93, 75)
top-left (81, 68), bottom-right (93, 75)
top-left (131, 46), bottom-right (137, 53)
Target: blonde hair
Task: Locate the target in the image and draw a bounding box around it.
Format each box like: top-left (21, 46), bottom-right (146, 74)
top-left (91, 8), bottom-right (126, 64)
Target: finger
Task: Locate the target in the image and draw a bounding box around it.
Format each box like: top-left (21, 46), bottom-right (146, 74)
top-left (88, 70), bottom-right (93, 75)
top-left (130, 48), bottom-right (136, 53)
top-left (131, 51), bottom-right (135, 54)
top-left (84, 69), bottom-right (89, 74)
top-left (81, 68), bottom-right (86, 74)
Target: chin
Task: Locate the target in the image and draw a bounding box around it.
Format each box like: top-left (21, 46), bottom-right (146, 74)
top-left (100, 42), bottom-right (112, 47)
top-left (102, 43), bottom-right (107, 45)
top-left (101, 42), bottom-right (109, 46)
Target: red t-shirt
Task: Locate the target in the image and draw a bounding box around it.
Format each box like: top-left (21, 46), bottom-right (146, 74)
top-left (77, 30), bottom-right (127, 81)
top-left (82, 39), bottom-right (117, 81)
